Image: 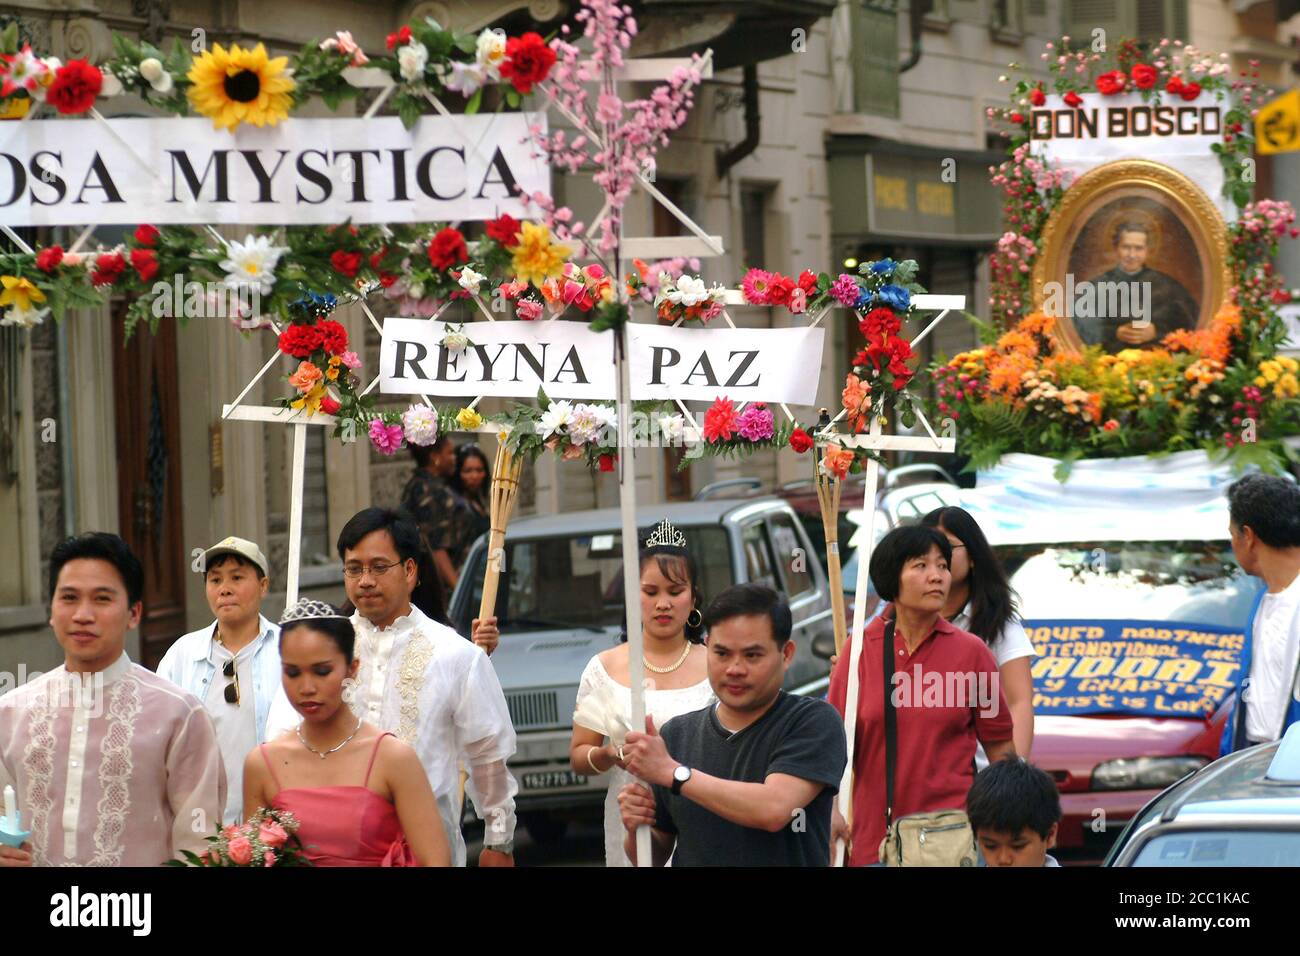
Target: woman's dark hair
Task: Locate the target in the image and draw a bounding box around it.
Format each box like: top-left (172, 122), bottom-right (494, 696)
top-left (450, 443), bottom-right (491, 498)
top-left (921, 506), bottom-right (1019, 646)
top-left (408, 435), bottom-right (451, 469)
top-left (279, 613), bottom-right (356, 662)
top-left (868, 525), bottom-right (952, 604)
top-left (703, 583), bottom-right (793, 647)
top-left (1228, 474), bottom-right (1300, 548)
top-left (49, 532), bottom-right (144, 606)
top-left (621, 542), bottom-right (706, 644)
top-left (337, 507), bottom-right (422, 564)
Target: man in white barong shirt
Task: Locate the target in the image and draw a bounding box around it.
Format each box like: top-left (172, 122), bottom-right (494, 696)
top-left (0, 533), bottom-right (225, 867)
top-left (267, 507), bottom-right (517, 867)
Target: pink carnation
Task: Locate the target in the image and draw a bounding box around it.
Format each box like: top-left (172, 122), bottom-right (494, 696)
top-left (830, 274), bottom-right (859, 306)
top-left (516, 298), bottom-right (543, 320)
top-left (339, 350), bottom-right (362, 370)
top-left (736, 403), bottom-right (775, 442)
top-left (368, 419), bottom-right (405, 455)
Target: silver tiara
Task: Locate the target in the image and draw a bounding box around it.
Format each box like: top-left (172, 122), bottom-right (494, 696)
top-left (645, 518), bottom-right (686, 549)
top-left (280, 598), bottom-right (351, 625)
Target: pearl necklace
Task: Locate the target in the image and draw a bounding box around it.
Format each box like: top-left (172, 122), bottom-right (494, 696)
top-left (297, 715), bottom-right (362, 760)
top-left (644, 640), bottom-right (691, 674)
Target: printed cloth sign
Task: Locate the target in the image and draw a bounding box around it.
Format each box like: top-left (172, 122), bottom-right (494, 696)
top-left (0, 114), bottom-right (549, 226)
top-left (1027, 618), bottom-right (1243, 717)
top-left (379, 318), bottom-right (826, 405)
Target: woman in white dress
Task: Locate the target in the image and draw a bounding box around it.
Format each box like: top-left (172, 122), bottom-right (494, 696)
top-left (569, 521), bottom-right (714, 866)
top-left (922, 506), bottom-right (1036, 764)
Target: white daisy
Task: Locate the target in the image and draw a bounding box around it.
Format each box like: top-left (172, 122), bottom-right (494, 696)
top-left (536, 399), bottom-right (575, 440)
top-left (220, 235), bottom-right (288, 296)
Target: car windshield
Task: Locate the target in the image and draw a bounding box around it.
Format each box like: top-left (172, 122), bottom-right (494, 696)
top-left (999, 540), bottom-right (1255, 626)
top-left (464, 526), bottom-right (734, 633)
top-left (1132, 830), bottom-right (1300, 866)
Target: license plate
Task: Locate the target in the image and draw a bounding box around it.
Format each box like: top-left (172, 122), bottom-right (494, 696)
top-left (522, 770), bottom-right (589, 790)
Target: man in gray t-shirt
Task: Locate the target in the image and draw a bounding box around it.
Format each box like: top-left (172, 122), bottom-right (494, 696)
top-left (619, 584), bottom-right (847, 866)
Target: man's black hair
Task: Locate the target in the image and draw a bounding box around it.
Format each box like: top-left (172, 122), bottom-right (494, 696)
top-left (1228, 474), bottom-right (1300, 549)
top-left (702, 583), bottom-right (792, 646)
top-left (49, 532), bottom-right (144, 606)
top-left (337, 507), bottom-right (422, 564)
top-left (868, 525), bottom-right (952, 603)
top-left (966, 758), bottom-right (1061, 839)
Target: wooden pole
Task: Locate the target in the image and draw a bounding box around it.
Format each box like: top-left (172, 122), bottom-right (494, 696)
top-left (477, 435), bottom-right (523, 632)
top-left (814, 410), bottom-right (848, 656)
top-left (833, 416), bottom-right (883, 867)
top-left (285, 421), bottom-right (307, 608)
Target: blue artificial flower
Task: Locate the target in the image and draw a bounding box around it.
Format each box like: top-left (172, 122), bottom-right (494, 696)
top-left (870, 258), bottom-right (896, 275)
top-left (876, 284), bottom-right (910, 311)
top-left (853, 288), bottom-right (874, 311)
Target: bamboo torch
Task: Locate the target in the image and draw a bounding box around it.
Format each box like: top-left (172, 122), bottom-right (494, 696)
top-left (477, 432), bottom-right (525, 647)
top-left (813, 408), bottom-right (848, 657)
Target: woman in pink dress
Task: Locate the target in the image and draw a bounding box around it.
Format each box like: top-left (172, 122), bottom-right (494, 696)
top-left (242, 599), bottom-right (450, 866)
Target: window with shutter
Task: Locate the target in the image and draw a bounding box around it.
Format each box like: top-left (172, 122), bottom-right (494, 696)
top-left (301, 425), bottom-right (330, 565)
top-left (852, 1), bottom-right (900, 118)
top-left (1064, 0), bottom-right (1127, 43)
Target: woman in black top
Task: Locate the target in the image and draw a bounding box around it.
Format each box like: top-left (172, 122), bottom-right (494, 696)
top-left (450, 443), bottom-right (492, 559)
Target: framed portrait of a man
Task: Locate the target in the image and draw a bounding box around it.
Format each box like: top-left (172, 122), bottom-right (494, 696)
top-left (1031, 160), bottom-right (1230, 353)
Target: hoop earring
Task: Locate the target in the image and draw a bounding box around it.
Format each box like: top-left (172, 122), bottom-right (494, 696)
top-left (687, 607), bottom-right (703, 629)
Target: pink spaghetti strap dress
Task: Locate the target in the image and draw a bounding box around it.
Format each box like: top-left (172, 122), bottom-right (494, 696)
top-left (260, 732), bottom-right (416, 867)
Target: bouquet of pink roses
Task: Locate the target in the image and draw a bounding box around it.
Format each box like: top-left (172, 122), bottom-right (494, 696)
top-left (166, 807), bottom-right (313, 867)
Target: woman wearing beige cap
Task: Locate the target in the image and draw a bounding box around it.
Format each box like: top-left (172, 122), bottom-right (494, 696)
top-left (156, 536), bottom-right (282, 826)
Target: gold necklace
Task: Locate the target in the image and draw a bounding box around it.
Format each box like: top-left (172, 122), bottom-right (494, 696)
top-left (644, 640), bottom-right (691, 674)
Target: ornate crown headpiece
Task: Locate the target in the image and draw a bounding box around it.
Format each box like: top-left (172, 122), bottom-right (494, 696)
top-left (279, 598), bottom-right (351, 625)
top-left (645, 518), bottom-right (687, 549)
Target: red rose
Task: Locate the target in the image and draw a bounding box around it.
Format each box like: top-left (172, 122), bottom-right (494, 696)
top-left (320, 396), bottom-right (341, 416)
top-left (278, 323), bottom-right (324, 359)
top-left (330, 250), bottom-right (363, 278)
top-left (1095, 70), bottom-right (1126, 96)
top-left (1010, 112), bottom-right (1025, 124)
top-left (130, 247), bottom-right (159, 283)
top-left (35, 245), bottom-right (63, 273)
top-left (1165, 76), bottom-right (1184, 95)
top-left (46, 59), bottom-right (102, 115)
top-left (1029, 86), bottom-right (1046, 107)
top-left (368, 249), bottom-right (388, 272)
top-left (90, 251), bottom-right (126, 286)
top-left (788, 428), bottom-right (814, 454)
top-left (134, 224), bottom-right (160, 247)
top-left (796, 270), bottom-right (818, 295)
top-left (427, 227), bottom-right (468, 270)
top-left (316, 319), bottom-right (349, 355)
top-left (1063, 90), bottom-right (1083, 108)
top-left (1273, 289), bottom-right (1291, 304)
top-left (500, 32), bottom-right (556, 95)
top-left (486, 214), bottom-right (522, 247)
top-left (1180, 81), bottom-right (1202, 101)
top-left (598, 453), bottom-right (615, 472)
top-left (766, 274), bottom-right (796, 307)
top-left (379, 272), bottom-right (398, 288)
top-left (1131, 64), bottom-right (1158, 90)
top-left (386, 26), bottom-right (413, 51)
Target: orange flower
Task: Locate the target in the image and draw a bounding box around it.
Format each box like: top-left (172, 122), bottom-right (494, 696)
top-left (841, 373), bottom-right (872, 433)
top-left (995, 329), bottom-right (1038, 356)
top-left (288, 361), bottom-right (323, 394)
top-left (821, 445), bottom-right (855, 480)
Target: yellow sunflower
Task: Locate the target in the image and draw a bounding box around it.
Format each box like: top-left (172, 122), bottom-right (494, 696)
top-left (511, 222), bottom-right (571, 286)
top-left (187, 42), bottom-right (295, 131)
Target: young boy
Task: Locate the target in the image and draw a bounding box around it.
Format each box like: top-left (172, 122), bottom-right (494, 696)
top-left (967, 757), bottom-right (1062, 867)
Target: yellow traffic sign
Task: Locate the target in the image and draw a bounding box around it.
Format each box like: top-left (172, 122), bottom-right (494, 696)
top-left (1256, 90), bottom-right (1300, 155)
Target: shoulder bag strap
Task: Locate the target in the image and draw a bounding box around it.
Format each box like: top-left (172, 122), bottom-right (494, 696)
top-left (882, 617), bottom-right (897, 828)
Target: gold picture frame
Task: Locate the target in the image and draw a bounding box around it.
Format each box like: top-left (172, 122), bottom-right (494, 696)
top-left (1031, 160), bottom-right (1230, 353)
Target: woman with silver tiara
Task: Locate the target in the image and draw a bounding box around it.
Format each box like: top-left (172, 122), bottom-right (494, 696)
top-left (568, 519), bottom-right (714, 866)
top-left (242, 599), bottom-right (451, 866)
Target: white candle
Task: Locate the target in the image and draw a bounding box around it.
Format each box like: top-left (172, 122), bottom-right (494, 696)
top-left (2, 785), bottom-right (15, 830)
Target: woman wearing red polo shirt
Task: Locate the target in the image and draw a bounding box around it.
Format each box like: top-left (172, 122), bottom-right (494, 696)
top-left (828, 525), bottom-right (1016, 865)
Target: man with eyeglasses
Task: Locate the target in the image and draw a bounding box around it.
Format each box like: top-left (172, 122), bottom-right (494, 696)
top-left (157, 536), bottom-right (280, 825)
top-left (266, 507), bottom-right (518, 867)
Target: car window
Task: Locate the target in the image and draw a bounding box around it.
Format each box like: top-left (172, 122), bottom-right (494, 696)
top-left (1000, 541), bottom-right (1256, 626)
top-left (467, 527), bottom-right (733, 632)
top-left (741, 521), bottom-right (778, 590)
top-left (768, 512), bottom-right (814, 598)
top-left (1131, 830), bottom-right (1300, 866)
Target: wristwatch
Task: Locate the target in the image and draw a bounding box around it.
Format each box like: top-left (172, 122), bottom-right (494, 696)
top-left (671, 765), bottom-right (692, 795)
top-left (487, 840), bottom-right (514, 856)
